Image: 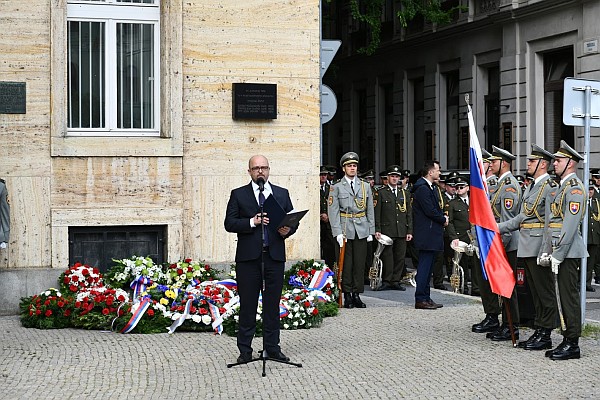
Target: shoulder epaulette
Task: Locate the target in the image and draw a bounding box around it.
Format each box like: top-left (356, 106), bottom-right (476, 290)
top-left (331, 179), bottom-right (342, 185)
top-left (548, 180), bottom-right (558, 188)
top-left (0, 178), bottom-right (4, 184)
top-left (570, 178), bottom-right (579, 187)
top-left (504, 177), bottom-right (512, 185)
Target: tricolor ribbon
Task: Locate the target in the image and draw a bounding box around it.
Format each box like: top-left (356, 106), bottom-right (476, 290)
top-left (208, 303), bottom-right (222, 335)
top-left (279, 303), bottom-right (289, 318)
top-left (120, 298), bottom-right (151, 334)
top-left (167, 297), bottom-right (193, 334)
top-left (308, 269), bottom-right (333, 290)
top-left (130, 276), bottom-right (152, 303)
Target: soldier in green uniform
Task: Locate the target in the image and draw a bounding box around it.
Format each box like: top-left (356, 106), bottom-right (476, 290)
top-left (585, 179), bottom-right (599, 292)
top-left (374, 165), bottom-right (413, 291)
top-left (320, 166), bottom-right (336, 269)
top-left (0, 178), bottom-right (9, 249)
top-left (433, 171), bottom-right (456, 290)
top-left (446, 175), bottom-right (477, 294)
top-left (499, 144), bottom-right (557, 350)
top-left (540, 140), bottom-right (587, 360)
top-left (360, 169), bottom-right (376, 284)
top-left (328, 152), bottom-right (376, 309)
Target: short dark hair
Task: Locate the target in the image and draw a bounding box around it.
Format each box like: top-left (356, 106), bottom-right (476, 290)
top-left (421, 160), bottom-right (439, 177)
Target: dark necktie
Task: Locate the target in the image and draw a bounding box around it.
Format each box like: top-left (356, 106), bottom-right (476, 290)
top-left (350, 181), bottom-right (355, 194)
top-left (393, 188), bottom-right (397, 197)
top-left (259, 191), bottom-right (269, 246)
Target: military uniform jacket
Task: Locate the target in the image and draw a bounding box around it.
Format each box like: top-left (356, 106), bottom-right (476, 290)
top-left (490, 172), bottom-right (521, 251)
top-left (498, 174), bottom-right (556, 258)
top-left (0, 179), bottom-right (9, 243)
top-left (446, 196), bottom-right (471, 243)
top-left (320, 182), bottom-right (330, 215)
top-left (374, 186), bottom-right (412, 238)
top-left (540, 173), bottom-right (588, 261)
top-left (588, 195), bottom-right (600, 246)
top-left (328, 178), bottom-right (375, 240)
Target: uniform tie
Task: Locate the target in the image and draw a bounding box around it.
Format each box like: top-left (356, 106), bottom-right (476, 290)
top-left (350, 181), bottom-right (355, 195)
top-left (259, 191), bottom-right (269, 246)
top-left (393, 188), bottom-right (397, 197)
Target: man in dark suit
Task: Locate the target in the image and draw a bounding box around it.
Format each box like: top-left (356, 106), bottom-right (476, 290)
top-left (224, 155), bottom-right (296, 363)
top-left (320, 166), bottom-right (335, 269)
top-left (412, 160), bottom-right (448, 309)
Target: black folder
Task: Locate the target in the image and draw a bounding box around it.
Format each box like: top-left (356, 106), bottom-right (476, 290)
top-left (263, 195), bottom-right (308, 232)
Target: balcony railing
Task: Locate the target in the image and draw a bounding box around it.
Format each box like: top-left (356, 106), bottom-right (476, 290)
top-left (475, 0), bottom-right (500, 16)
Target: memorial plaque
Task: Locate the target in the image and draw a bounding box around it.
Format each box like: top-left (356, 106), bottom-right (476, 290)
top-left (0, 82), bottom-right (26, 114)
top-left (232, 83), bottom-right (277, 119)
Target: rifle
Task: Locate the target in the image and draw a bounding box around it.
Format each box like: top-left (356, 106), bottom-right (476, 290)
top-left (336, 237), bottom-right (346, 307)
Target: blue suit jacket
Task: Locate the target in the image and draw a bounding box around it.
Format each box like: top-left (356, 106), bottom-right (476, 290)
top-left (411, 177), bottom-right (446, 251)
top-left (224, 182), bottom-right (296, 262)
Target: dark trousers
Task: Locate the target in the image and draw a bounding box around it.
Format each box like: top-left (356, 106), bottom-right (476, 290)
top-left (500, 250), bottom-right (520, 325)
top-left (336, 238), bottom-right (367, 293)
top-left (558, 258), bottom-right (582, 338)
top-left (432, 251), bottom-right (446, 286)
top-left (473, 255), bottom-right (501, 315)
top-left (320, 222), bottom-right (336, 269)
top-left (381, 237), bottom-right (407, 284)
top-left (236, 252), bottom-right (284, 354)
top-left (523, 257), bottom-right (557, 329)
top-left (415, 249), bottom-right (436, 302)
top-left (586, 244), bottom-right (599, 285)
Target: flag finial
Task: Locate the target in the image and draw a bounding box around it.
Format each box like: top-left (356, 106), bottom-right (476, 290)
top-left (464, 93), bottom-right (470, 105)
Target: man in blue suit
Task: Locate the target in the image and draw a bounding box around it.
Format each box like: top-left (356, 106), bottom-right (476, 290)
top-left (224, 155), bottom-right (296, 363)
top-left (412, 160), bottom-right (448, 309)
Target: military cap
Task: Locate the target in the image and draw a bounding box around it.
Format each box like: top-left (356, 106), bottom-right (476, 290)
top-left (553, 140), bottom-right (583, 162)
top-left (490, 145), bottom-right (516, 162)
top-left (402, 169), bottom-right (411, 178)
top-left (340, 152), bottom-right (359, 167)
top-left (319, 166), bottom-right (329, 175)
top-left (527, 144), bottom-right (554, 162)
top-left (589, 178), bottom-right (595, 187)
top-left (481, 149), bottom-right (492, 163)
top-left (515, 175), bottom-right (525, 185)
top-left (445, 171), bottom-right (460, 186)
top-left (359, 169), bottom-right (375, 179)
top-left (379, 170), bottom-right (388, 178)
top-left (386, 165), bottom-right (402, 176)
top-left (591, 168), bottom-right (600, 178)
top-left (439, 172), bottom-right (447, 183)
top-left (453, 174), bottom-right (469, 187)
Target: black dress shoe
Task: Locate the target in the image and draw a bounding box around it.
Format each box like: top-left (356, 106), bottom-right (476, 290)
top-left (586, 285), bottom-right (596, 292)
top-left (266, 351), bottom-right (290, 361)
top-left (472, 314), bottom-right (499, 333)
top-left (434, 284), bottom-right (447, 290)
top-left (545, 337), bottom-right (567, 357)
top-left (352, 293), bottom-right (367, 308)
top-left (343, 293), bottom-right (354, 309)
top-left (490, 325), bottom-right (519, 341)
top-left (415, 301), bottom-right (437, 309)
top-left (524, 328), bottom-right (552, 351)
top-left (391, 283), bottom-right (406, 291)
top-left (237, 352), bottom-right (253, 363)
top-left (549, 337), bottom-right (580, 360)
top-left (376, 282), bottom-right (392, 291)
top-left (427, 299), bottom-right (443, 308)
top-left (517, 329), bottom-right (541, 348)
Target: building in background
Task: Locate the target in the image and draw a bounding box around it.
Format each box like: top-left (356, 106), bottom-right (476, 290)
top-left (322, 0), bottom-right (600, 176)
top-left (0, 0), bottom-right (321, 313)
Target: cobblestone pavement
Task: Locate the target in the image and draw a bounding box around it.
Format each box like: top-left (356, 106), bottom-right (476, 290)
top-left (1, 286), bottom-right (599, 400)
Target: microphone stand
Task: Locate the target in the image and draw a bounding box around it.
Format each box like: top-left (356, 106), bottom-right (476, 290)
top-left (227, 180), bottom-right (302, 377)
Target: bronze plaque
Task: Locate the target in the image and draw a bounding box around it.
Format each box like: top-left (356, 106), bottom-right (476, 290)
top-left (0, 82), bottom-right (26, 114)
top-left (232, 83), bottom-right (277, 119)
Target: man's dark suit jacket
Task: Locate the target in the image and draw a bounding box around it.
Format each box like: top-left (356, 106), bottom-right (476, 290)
top-left (411, 177), bottom-right (446, 252)
top-left (224, 182), bottom-right (296, 262)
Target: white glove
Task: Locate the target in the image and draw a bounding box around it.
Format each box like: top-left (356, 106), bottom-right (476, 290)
top-left (336, 234), bottom-right (344, 247)
top-left (537, 252), bottom-right (550, 267)
top-left (0, 242), bottom-right (6, 249)
top-left (367, 235), bottom-right (373, 242)
top-left (550, 255), bottom-right (561, 274)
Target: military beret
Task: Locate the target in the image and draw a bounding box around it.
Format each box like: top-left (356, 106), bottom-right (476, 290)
top-left (340, 152), bottom-right (359, 167)
top-left (527, 144), bottom-right (554, 162)
top-left (490, 145), bottom-right (516, 162)
top-left (386, 165), bottom-right (402, 176)
top-left (553, 140), bottom-right (583, 162)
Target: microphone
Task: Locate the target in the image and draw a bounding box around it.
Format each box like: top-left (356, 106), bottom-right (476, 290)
top-left (257, 177), bottom-right (265, 192)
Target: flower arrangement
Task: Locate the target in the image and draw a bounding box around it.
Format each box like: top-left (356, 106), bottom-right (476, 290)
top-left (19, 288), bottom-right (74, 329)
top-left (59, 263), bottom-right (103, 293)
top-left (284, 259), bottom-right (339, 317)
top-left (280, 288), bottom-right (323, 330)
top-left (103, 256), bottom-right (166, 290)
top-left (71, 287), bottom-right (130, 330)
top-left (165, 259), bottom-right (219, 289)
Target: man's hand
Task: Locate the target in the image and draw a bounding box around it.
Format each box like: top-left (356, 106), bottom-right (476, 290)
top-left (443, 215), bottom-right (449, 227)
top-left (451, 239), bottom-right (459, 249)
top-left (550, 255), bottom-right (561, 274)
top-left (254, 213), bottom-right (268, 226)
top-left (537, 252), bottom-right (551, 267)
top-left (320, 213), bottom-right (329, 222)
top-left (367, 235), bottom-right (373, 242)
top-left (336, 234), bottom-right (344, 247)
top-left (406, 234), bottom-right (413, 241)
top-left (278, 226), bottom-right (291, 237)
top-left (375, 232), bottom-right (382, 240)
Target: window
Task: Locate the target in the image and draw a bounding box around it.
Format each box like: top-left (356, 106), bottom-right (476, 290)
top-left (66, 0), bottom-right (160, 136)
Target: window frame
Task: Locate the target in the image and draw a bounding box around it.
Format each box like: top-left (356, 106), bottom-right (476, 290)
top-left (66, 0), bottom-right (161, 137)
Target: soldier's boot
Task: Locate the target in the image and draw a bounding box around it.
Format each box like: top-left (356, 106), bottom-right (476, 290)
top-left (472, 314), bottom-right (499, 333)
top-left (517, 328), bottom-right (541, 348)
top-left (489, 324), bottom-right (519, 341)
top-left (548, 337), bottom-right (580, 360)
top-left (524, 327), bottom-right (553, 350)
top-left (352, 293), bottom-right (367, 308)
top-left (343, 293), bottom-right (354, 309)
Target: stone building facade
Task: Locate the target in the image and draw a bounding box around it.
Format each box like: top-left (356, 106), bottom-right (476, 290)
top-left (0, 0), bottom-right (322, 313)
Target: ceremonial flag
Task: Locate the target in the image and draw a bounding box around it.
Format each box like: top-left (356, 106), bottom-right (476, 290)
top-left (467, 103), bottom-right (516, 298)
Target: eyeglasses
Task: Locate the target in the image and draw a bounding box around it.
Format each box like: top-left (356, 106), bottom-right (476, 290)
top-left (250, 166), bottom-right (270, 172)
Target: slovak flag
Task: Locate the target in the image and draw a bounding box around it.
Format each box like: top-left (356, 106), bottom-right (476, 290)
top-left (467, 103), bottom-right (516, 298)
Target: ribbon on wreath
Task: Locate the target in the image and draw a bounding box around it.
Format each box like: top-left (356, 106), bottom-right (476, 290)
top-left (130, 276), bottom-right (152, 303)
top-left (120, 298), bottom-right (151, 334)
top-left (167, 296), bottom-right (194, 334)
top-left (208, 302), bottom-right (222, 335)
top-left (307, 268), bottom-right (333, 290)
